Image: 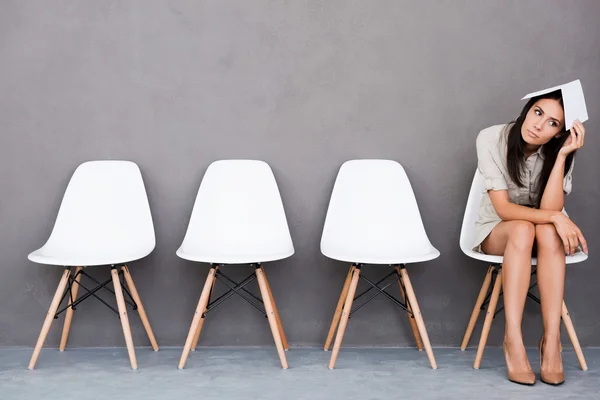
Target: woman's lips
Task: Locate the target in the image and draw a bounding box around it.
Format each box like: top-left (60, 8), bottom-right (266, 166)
top-left (527, 129), bottom-right (539, 139)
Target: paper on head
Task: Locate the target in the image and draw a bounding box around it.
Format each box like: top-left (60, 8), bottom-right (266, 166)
top-left (521, 79), bottom-right (588, 131)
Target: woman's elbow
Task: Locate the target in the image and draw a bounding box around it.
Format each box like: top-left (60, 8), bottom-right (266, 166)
top-left (494, 206), bottom-right (510, 221)
top-left (497, 211), bottom-right (509, 221)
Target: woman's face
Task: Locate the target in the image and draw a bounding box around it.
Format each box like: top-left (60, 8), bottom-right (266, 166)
top-left (521, 98), bottom-right (565, 146)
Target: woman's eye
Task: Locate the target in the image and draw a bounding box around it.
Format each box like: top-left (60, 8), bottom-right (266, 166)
top-left (535, 109), bottom-right (541, 115)
top-left (549, 121), bottom-right (557, 127)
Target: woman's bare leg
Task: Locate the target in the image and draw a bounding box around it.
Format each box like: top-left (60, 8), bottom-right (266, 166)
top-left (535, 224), bottom-right (565, 374)
top-left (481, 220), bottom-right (535, 373)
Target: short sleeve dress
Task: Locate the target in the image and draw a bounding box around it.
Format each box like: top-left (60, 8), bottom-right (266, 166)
top-left (472, 123), bottom-right (574, 252)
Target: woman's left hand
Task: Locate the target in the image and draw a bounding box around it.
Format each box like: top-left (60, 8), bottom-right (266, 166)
top-left (559, 119), bottom-right (585, 156)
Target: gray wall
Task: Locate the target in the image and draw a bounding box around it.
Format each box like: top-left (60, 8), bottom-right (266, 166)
top-left (1, 0), bottom-right (599, 349)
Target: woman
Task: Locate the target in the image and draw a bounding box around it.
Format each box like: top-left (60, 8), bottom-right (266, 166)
top-left (474, 88), bottom-right (587, 386)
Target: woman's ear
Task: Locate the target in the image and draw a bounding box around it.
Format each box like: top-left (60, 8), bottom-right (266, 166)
top-left (555, 131), bottom-right (565, 139)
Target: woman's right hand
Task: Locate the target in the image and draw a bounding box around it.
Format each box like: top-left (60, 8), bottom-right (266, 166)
top-left (550, 213), bottom-right (588, 256)
top-left (559, 120), bottom-right (585, 157)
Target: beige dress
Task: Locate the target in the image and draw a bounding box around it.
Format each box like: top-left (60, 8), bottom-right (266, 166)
top-left (472, 123), bottom-right (574, 252)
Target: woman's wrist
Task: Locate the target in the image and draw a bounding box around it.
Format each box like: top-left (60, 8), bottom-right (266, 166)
top-left (549, 210), bottom-right (563, 223)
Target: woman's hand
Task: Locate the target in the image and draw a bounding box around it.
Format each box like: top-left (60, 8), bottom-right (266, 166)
top-left (550, 212), bottom-right (588, 255)
top-left (559, 120), bottom-right (585, 157)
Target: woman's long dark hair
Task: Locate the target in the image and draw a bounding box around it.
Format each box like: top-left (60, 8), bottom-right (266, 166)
top-left (506, 90), bottom-right (575, 208)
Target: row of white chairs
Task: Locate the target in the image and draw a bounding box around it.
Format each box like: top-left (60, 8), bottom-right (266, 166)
top-left (27, 159), bottom-right (588, 372)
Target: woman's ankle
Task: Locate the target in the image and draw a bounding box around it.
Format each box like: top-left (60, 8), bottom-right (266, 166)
top-left (543, 332), bottom-right (561, 344)
top-left (504, 331), bottom-right (525, 346)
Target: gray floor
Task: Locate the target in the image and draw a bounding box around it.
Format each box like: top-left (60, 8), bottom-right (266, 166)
top-left (1, 347), bottom-right (599, 400)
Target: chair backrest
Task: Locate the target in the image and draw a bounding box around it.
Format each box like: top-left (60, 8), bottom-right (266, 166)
top-left (36, 161), bottom-right (155, 264)
top-left (459, 169), bottom-right (485, 255)
top-left (177, 160), bottom-right (294, 264)
top-left (320, 159), bottom-right (436, 263)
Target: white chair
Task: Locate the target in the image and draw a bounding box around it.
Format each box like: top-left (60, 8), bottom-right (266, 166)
top-left (27, 161), bottom-right (159, 370)
top-left (177, 160), bottom-right (294, 369)
top-left (459, 169), bottom-right (588, 370)
top-left (322, 159), bottom-right (439, 369)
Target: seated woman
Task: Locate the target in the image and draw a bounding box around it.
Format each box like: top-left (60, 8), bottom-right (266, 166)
top-left (474, 81), bottom-right (588, 386)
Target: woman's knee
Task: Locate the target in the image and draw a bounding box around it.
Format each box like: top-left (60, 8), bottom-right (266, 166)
top-left (507, 220), bottom-right (535, 249)
top-left (535, 224), bottom-right (563, 251)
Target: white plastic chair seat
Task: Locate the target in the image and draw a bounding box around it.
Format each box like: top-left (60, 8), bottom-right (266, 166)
top-left (176, 160), bottom-right (294, 265)
top-left (461, 247), bottom-right (588, 265)
top-left (320, 160), bottom-right (439, 265)
top-left (459, 169), bottom-right (588, 266)
top-left (28, 248), bottom-right (155, 267)
top-left (176, 247), bottom-right (294, 265)
top-left (28, 161), bottom-right (155, 267)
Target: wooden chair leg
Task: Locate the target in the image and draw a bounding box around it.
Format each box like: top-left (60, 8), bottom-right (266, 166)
top-left (399, 267), bottom-right (437, 369)
top-left (59, 266), bottom-right (83, 351)
top-left (324, 265), bottom-right (355, 351)
top-left (28, 269), bottom-right (71, 370)
top-left (561, 301), bottom-right (588, 371)
top-left (461, 265), bottom-right (496, 351)
top-left (256, 267), bottom-right (288, 369)
top-left (328, 267), bottom-right (360, 369)
top-left (473, 269), bottom-right (502, 369)
top-left (121, 265), bottom-right (159, 351)
top-left (260, 266), bottom-right (289, 351)
top-left (191, 266), bottom-right (218, 352)
top-left (111, 268), bottom-right (137, 370)
top-left (178, 267), bottom-right (217, 369)
top-left (396, 266), bottom-right (423, 351)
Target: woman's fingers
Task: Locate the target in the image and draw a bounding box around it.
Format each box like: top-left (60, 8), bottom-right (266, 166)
top-left (578, 121), bottom-right (585, 147)
top-left (572, 124), bottom-right (580, 147)
top-left (564, 130), bottom-right (577, 152)
top-left (568, 235), bottom-right (577, 256)
top-left (573, 120), bottom-right (585, 148)
top-left (577, 229), bottom-right (588, 254)
top-left (559, 232), bottom-right (570, 255)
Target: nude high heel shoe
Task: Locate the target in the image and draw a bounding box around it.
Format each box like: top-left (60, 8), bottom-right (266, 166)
top-left (539, 337), bottom-right (565, 386)
top-left (503, 342), bottom-right (536, 386)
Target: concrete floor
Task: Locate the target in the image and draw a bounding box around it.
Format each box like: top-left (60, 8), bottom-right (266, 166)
top-left (0, 347), bottom-right (598, 400)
